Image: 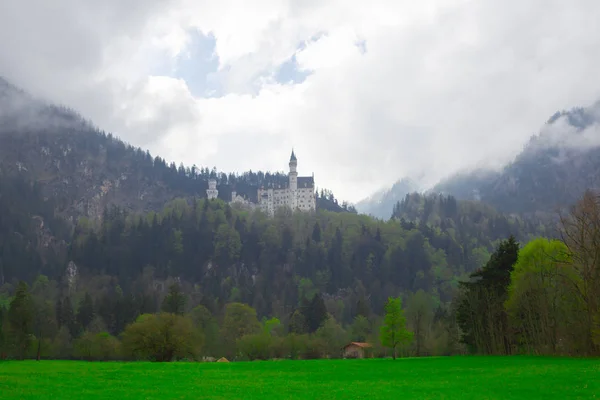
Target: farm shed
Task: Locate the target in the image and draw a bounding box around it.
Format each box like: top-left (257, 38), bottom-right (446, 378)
top-left (342, 342), bottom-right (373, 359)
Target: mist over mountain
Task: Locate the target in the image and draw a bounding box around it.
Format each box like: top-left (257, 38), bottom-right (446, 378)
top-left (358, 100), bottom-right (600, 219)
top-left (355, 178), bottom-right (420, 219)
top-left (434, 101), bottom-right (600, 215)
top-left (0, 77), bottom-right (350, 222)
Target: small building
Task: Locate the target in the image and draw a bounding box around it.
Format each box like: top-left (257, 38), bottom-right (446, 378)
top-left (342, 342), bottom-right (373, 359)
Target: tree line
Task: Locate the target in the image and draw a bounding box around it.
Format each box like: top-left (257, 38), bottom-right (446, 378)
top-left (1, 277), bottom-right (416, 361)
top-left (457, 190), bottom-right (600, 356)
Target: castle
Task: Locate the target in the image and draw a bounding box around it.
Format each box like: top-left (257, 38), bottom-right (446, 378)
top-left (206, 150), bottom-right (316, 216)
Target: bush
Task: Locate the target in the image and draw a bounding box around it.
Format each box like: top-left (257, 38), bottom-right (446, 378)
top-left (74, 331), bottom-right (120, 361)
top-left (121, 313), bottom-right (202, 362)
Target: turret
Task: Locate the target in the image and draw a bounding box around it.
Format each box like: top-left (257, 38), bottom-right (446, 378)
top-left (206, 178), bottom-right (218, 200)
top-left (289, 149), bottom-right (297, 172)
top-left (289, 149), bottom-right (298, 191)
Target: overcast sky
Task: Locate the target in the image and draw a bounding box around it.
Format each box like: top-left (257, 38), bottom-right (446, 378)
top-left (1, 0), bottom-right (600, 203)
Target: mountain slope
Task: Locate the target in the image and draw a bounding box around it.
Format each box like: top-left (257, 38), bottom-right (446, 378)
top-left (433, 101), bottom-right (600, 215)
top-left (0, 77), bottom-right (345, 221)
top-left (355, 178), bottom-right (420, 219)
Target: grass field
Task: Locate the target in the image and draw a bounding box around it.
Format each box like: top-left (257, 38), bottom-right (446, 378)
top-left (1, 356), bottom-right (599, 399)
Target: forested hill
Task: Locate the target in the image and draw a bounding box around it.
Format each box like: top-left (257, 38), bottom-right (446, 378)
top-left (0, 77), bottom-right (351, 222)
top-left (3, 186), bottom-right (547, 318)
top-left (355, 100), bottom-right (600, 220)
top-left (432, 101), bottom-right (600, 215)
top-left (391, 192), bottom-right (553, 240)
top-left (1, 75), bottom-right (580, 361)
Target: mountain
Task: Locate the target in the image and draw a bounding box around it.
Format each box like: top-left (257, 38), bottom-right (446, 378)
top-left (432, 101), bottom-right (600, 216)
top-left (355, 178), bottom-right (420, 219)
top-left (0, 76), bottom-right (558, 361)
top-left (0, 77), bottom-right (349, 222)
top-left (357, 100), bottom-right (600, 220)
top-left (434, 102), bottom-right (600, 215)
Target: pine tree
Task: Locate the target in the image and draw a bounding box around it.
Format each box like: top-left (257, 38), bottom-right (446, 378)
top-left (311, 222), bottom-right (322, 243)
top-left (456, 235), bottom-right (520, 354)
top-left (8, 281), bottom-right (34, 359)
top-left (162, 283), bottom-right (187, 315)
top-left (76, 292), bottom-right (95, 331)
top-left (61, 296), bottom-right (77, 338)
top-left (304, 293), bottom-right (328, 333)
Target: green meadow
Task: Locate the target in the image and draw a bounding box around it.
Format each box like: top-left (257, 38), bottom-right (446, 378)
top-left (1, 356), bottom-right (599, 399)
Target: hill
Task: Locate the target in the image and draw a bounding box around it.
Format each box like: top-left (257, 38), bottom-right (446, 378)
top-left (357, 100), bottom-right (600, 220)
top-left (0, 77), bottom-right (562, 361)
top-left (0, 77), bottom-right (350, 222)
top-left (433, 101), bottom-right (600, 215)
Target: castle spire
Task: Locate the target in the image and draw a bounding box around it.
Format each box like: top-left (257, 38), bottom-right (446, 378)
top-left (290, 148), bottom-right (297, 162)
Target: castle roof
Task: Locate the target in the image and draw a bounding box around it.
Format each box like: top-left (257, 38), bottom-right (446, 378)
top-left (298, 176), bottom-right (314, 188)
top-left (290, 149), bottom-right (297, 162)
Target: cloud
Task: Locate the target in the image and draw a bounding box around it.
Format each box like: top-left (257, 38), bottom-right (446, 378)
top-left (1, 0), bottom-right (600, 202)
top-left (535, 106), bottom-right (600, 154)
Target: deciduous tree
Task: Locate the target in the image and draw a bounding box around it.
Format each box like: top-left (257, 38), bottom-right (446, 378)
top-left (121, 313), bottom-right (201, 361)
top-left (379, 296), bottom-right (413, 359)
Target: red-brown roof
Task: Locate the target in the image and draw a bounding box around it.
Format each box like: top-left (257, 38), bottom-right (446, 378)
top-left (343, 342), bottom-right (372, 349)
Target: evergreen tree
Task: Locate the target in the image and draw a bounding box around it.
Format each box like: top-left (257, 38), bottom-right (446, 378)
top-left (304, 293), bottom-right (328, 333)
top-left (312, 222), bottom-right (322, 243)
top-left (76, 292), bottom-right (95, 331)
top-left (288, 310), bottom-right (307, 334)
top-left (60, 296), bottom-right (77, 338)
top-left (162, 283), bottom-right (187, 316)
top-left (8, 281), bottom-right (34, 359)
top-left (356, 296), bottom-right (371, 318)
top-left (456, 235), bottom-right (520, 354)
top-left (55, 298), bottom-right (64, 328)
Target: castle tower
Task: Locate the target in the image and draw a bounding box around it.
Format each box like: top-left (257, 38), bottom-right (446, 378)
top-left (289, 149), bottom-right (298, 191)
top-left (206, 178), bottom-right (218, 200)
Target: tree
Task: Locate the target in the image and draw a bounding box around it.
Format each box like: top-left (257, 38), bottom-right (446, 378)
top-left (312, 222), bottom-right (322, 243)
top-left (0, 304), bottom-right (6, 358)
top-left (221, 303), bottom-right (261, 357)
top-left (350, 315), bottom-right (371, 342)
top-left (8, 281), bottom-right (34, 359)
top-left (237, 333), bottom-right (272, 360)
top-left (405, 290), bottom-right (434, 356)
top-left (379, 297), bottom-right (413, 359)
top-left (559, 190), bottom-right (600, 354)
top-left (288, 310), bottom-right (307, 334)
top-left (263, 317), bottom-right (282, 336)
top-left (189, 305), bottom-right (219, 357)
top-left (456, 235), bottom-right (519, 354)
top-left (162, 283), bottom-right (187, 315)
top-left (76, 292), bottom-right (95, 331)
top-left (303, 293), bottom-right (328, 333)
top-left (316, 317), bottom-right (348, 357)
top-left (121, 313), bottom-right (202, 361)
top-left (59, 296), bottom-right (77, 338)
top-left (74, 331), bottom-right (120, 361)
top-left (504, 238), bottom-right (576, 354)
top-left (30, 275), bottom-right (58, 361)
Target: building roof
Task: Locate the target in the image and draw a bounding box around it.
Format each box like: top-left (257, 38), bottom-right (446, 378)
top-left (343, 342), bottom-right (372, 349)
top-left (290, 149), bottom-right (297, 162)
top-left (298, 176), bottom-right (314, 188)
